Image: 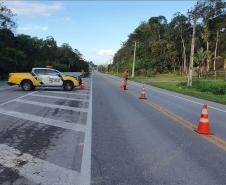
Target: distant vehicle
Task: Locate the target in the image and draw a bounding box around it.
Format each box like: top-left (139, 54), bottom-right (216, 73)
top-left (8, 68), bottom-right (80, 91)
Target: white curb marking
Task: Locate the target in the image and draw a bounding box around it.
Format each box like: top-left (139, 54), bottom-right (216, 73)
top-left (80, 76), bottom-right (92, 185)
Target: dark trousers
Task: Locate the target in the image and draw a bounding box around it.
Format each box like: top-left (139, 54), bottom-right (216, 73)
top-left (124, 78), bottom-right (128, 90)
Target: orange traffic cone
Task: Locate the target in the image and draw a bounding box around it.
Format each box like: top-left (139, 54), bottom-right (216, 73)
top-left (139, 86), bottom-right (147, 99)
top-left (80, 82), bottom-right (85, 90)
top-left (195, 104), bottom-right (213, 135)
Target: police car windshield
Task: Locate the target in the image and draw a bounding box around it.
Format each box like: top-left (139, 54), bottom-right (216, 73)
top-left (33, 69), bottom-right (62, 76)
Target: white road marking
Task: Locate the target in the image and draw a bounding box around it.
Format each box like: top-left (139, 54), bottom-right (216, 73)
top-left (0, 108), bottom-right (86, 132)
top-left (0, 78), bottom-right (92, 184)
top-left (0, 91), bottom-right (36, 107)
top-left (0, 144), bottom-right (80, 185)
top-left (147, 88), bottom-right (226, 113)
top-left (103, 73), bottom-right (226, 113)
top-left (45, 91), bottom-right (89, 96)
top-left (80, 76), bottom-right (92, 185)
top-left (30, 93), bottom-right (89, 102)
top-left (0, 85), bottom-right (16, 91)
top-left (128, 80), bottom-right (226, 113)
top-left (14, 99), bottom-right (88, 113)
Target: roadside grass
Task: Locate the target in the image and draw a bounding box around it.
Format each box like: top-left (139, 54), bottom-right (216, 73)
top-left (106, 72), bottom-right (226, 105)
top-left (132, 73), bottom-right (187, 82)
top-left (148, 81), bottom-right (226, 105)
top-left (107, 72), bottom-right (187, 82)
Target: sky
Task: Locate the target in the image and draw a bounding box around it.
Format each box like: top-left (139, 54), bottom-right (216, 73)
top-left (5, 0), bottom-right (196, 65)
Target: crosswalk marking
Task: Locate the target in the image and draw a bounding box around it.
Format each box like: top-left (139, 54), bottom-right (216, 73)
top-left (0, 77), bottom-right (92, 184)
top-left (0, 108), bottom-right (86, 132)
top-left (45, 91), bottom-right (89, 96)
top-left (14, 99), bottom-right (88, 113)
top-left (30, 93), bottom-right (89, 102)
top-left (0, 144), bottom-right (80, 185)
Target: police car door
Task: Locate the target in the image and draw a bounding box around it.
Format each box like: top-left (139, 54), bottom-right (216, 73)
top-left (46, 69), bottom-right (63, 86)
top-left (33, 69), bottom-right (49, 85)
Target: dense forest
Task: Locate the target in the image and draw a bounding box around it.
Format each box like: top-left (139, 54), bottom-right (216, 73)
top-left (111, 0), bottom-right (226, 86)
top-left (0, 3), bottom-right (89, 79)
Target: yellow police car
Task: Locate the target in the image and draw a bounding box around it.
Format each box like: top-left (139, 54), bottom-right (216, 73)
top-left (8, 68), bottom-right (80, 91)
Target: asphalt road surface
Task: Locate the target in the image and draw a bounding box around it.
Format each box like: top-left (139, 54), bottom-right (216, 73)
top-left (0, 75), bottom-right (92, 185)
top-left (92, 72), bottom-right (226, 185)
top-left (0, 81), bottom-right (7, 87)
top-left (1, 72), bottom-right (226, 185)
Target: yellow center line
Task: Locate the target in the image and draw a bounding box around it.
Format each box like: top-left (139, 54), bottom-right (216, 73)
top-left (108, 78), bottom-right (226, 153)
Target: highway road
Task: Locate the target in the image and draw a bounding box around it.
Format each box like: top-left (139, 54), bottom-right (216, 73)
top-left (0, 81), bottom-right (5, 86)
top-left (92, 72), bottom-right (226, 185)
top-left (1, 72), bottom-right (226, 184)
top-left (0, 76), bottom-right (92, 185)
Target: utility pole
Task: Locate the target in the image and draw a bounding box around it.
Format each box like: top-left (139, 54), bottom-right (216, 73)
top-left (132, 41), bottom-right (137, 78)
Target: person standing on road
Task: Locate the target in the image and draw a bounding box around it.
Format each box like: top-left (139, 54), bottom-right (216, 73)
top-left (123, 69), bottom-right (129, 90)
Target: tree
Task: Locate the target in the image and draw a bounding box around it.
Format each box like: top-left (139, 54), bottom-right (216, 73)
top-left (112, 0), bottom-right (226, 80)
top-left (148, 16), bottom-right (167, 41)
top-left (187, 0), bottom-right (204, 87)
top-left (208, 3), bottom-right (226, 70)
top-left (194, 48), bottom-right (206, 77)
top-left (200, 0), bottom-right (225, 72)
top-left (0, 3), bottom-right (89, 78)
top-left (0, 2), bottom-right (15, 29)
top-left (170, 13), bottom-right (192, 74)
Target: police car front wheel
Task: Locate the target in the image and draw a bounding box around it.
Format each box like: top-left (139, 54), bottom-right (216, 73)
top-left (21, 80), bottom-right (34, 91)
top-left (63, 81), bottom-right (74, 91)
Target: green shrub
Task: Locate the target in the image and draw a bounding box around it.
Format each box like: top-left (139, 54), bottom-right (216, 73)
top-left (178, 82), bottom-right (187, 87)
top-left (210, 87), bottom-right (226, 95)
top-left (178, 80), bottom-right (226, 95)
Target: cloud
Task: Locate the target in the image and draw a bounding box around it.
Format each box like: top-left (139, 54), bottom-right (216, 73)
top-left (18, 25), bottom-right (48, 31)
top-left (6, 1), bottom-right (63, 16)
top-left (64, 17), bottom-right (72, 21)
top-left (96, 49), bottom-right (115, 57)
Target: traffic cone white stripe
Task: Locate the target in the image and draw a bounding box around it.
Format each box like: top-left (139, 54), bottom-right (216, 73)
top-left (199, 118), bottom-right (209, 123)
top-left (202, 109), bottom-right (208, 114)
